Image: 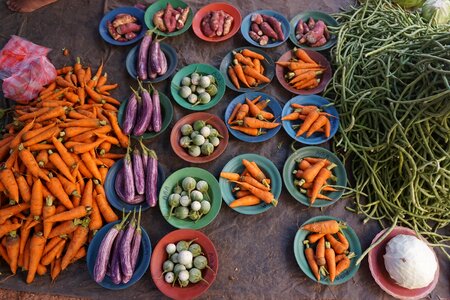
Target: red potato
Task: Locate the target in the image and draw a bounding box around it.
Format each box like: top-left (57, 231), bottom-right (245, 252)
top-left (260, 22), bottom-right (278, 40)
top-left (201, 13), bottom-right (216, 37)
top-left (251, 13), bottom-right (263, 25)
top-left (116, 23), bottom-right (141, 35)
top-left (153, 9), bottom-right (166, 32)
top-left (216, 11), bottom-right (226, 36)
top-left (176, 7), bottom-right (190, 30)
top-left (251, 23), bottom-right (263, 36)
top-left (262, 14), bottom-right (284, 41)
top-left (112, 15), bottom-right (137, 28)
top-left (223, 14), bottom-right (233, 36)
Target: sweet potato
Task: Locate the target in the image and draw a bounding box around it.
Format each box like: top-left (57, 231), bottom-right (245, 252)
top-left (107, 21), bottom-right (125, 41)
top-left (296, 20), bottom-right (304, 36)
top-left (251, 23), bottom-right (263, 36)
top-left (153, 10), bottom-right (166, 32)
top-left (311, 36), bottom-right (327, 47)
top-left (307, 17), bottom-right (315, 30)
top-left (124, 32), bottom-right (137, 40)
top-left (210, 11), bottom-right (221, 31)
top-left (302, 22), bottom-right (310, 34)
top-left (201, 13), bottom-right (215, 37)
top-left (262, 14), bottom-right (284, 41)
top-left (163, 3), bottom-right (177, 32)
top-left (223, 14), bottom-right (233, 36)
top-left (176, 7), bottom-right (190, 30)
top-left (249, 31), bottom-right (261, 43)
top-left (259, 35), bottom-right (269, 46)
top-left (260, 22), bottom-right (278, 40)
top-left (112, 15), bottom-right (137, 28)
top-left (216, 11), bottom-right (226, 36)
top-left (251, 13), bottom-right (263, 25)
top-left (116, 23), bottom-right (141, 35)
top-left (305, 20), bottom-right (326, 44)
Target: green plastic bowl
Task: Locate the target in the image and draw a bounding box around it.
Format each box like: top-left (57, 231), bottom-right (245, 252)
top-left (118, 91), bottom-right (173, 140)
top-left (144, 0), bottom-right (193, 37)
top-left (170, 63), bottom-right (226, 111)
top-left (219, 153), bottom-right (282, 215)
top-left (283, 146), bottom-right (347, 207)
top-left (158, 167), bottom-right (222, 229)
top-left (294, 215), bottom-right (362, 285)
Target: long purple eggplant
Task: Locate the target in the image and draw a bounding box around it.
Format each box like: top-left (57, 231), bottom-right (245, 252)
top-left (123, 152), bottom-right (135, 203)
top-left (145, 150), bottom-right (158, 207)
top-left (120, 215), bottom-right (136, 284)
top-left (132, 147), bottom-right (145, 195)
top-left (130, 209), bottom-right (142, 272)
top-left (157, 47), bottom-right (167, 75)
top-left (93, 214), bottom-right (130, 283)
top-left (115, 167), bottom-right (127, 201)
top-left (132, 86), bottom-right (153, 136)
top-left (149, 41), bottom-right (162, 75)
top-left (140, 144), bottom-right (149, 171)
top-left (137, 31), bottom-right (153, 80)
top-left (151, 89), bottom-right (162, 132)
top-left (110, 226), bottom-right (125, 284)
top-left (122, 91), bottom-right (139, 134)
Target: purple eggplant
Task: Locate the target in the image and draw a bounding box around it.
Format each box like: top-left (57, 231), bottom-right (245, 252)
top-left (132, 86), bottom-right (153, 136)
top-left (123, 152), bottom-right (135, 203)
top-left (93, 214), bottom-right (130, 283)
top-left (151, 89), bottom-right (162, 132)
top-left (132, 147), bottom-right (145, 195)
top-left (139, 140), bottom-right (149, 172)
top-left (157, 47), bottom-right (167, 75)
top-left (137, 31), bottom-right (153, 80)
top-left (120, 215), bottom-right (136, 283)
top-left (145, 150), bottom-right (158, 207)
top-left (115, 167), bottom-right (127, 201)
top-left (122, 91), bottom-right (139, 134)
top-left (110, 226), bottom-right (125, 284)
top-left (149, 41), bottom-right (162, 75)
top-left (130, 209), bottom-right (142, 272)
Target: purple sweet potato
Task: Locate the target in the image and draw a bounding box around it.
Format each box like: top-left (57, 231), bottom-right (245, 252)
top-left (259, 35), bottom-right (269, 46)
top-left (251, 23), bottom-right (263, 36)
top-left (251, 13), bottom-right (263, 25)
top-left (176, 7), bottom-right (190, 30)
top-left (262, 14), bottom-right (284, 41)
top-left (223, 14), bottom-right (233, 36)
top-left (215, 11), bottom-right (225, 36)
top-left (249, 30), bottom-right (261, 42)
top-left (201, 13), bottom-right (216, 37)
top-left (305, 20), bottom-right (326, 45)
top-left (260, 22), bottom-right (278, 40)
top-left (153, 10), bottom-right (166, 32)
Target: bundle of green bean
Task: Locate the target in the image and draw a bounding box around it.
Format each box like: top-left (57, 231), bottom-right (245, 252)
top-left (323, 0), bottom-right (450, 259)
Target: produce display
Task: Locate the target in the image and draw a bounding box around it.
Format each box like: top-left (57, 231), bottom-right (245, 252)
top-left (179, 120), bottom-right (224, 157)
top-left (200, 10), bottom-right (234, 37)
top-left (294, 17), bottom-right (330, 47)
top-left (115, 141), bottom-right (158, 207)
top-left (277, 48), bottom-right (324, 91)
top-left (220, 159), bottom-right (278, 207)
top-left (177, 72), bottom-right (218, 106)
top-left (282, 103), bottom-right (332, 138)
top-left (227, 48), bottom-right (270, 89)
top-left (227, 95), bottom-right (280, 136)
top-left (107, 13), bottom-right (142, 42)
top-left (136, 32), bottom-right (168, 81)
top-left (248, 13), bottom-right (285, 45)
top-left (152, 3), bottom-right (190, 33)
top-left (167, 177), bottom-right (212, 222)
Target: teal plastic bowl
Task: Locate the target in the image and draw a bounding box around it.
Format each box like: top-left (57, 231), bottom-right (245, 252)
top-left (144, 0), bottom-right (193, 37)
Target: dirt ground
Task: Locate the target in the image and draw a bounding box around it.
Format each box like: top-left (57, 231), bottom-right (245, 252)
top-left (0, 289), bottom-right (84, 300)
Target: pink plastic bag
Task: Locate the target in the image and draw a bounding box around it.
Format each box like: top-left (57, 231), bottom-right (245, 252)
top-left (0, 35), bottom-right (56, 101)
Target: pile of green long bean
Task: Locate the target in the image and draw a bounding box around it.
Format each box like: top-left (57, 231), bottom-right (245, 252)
top-left (323, 0), bottom-right (450, 258)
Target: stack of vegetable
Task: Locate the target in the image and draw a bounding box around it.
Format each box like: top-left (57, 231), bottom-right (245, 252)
top-left (162, 240), bottom-right (213, 287)
top-left (179, 120), bottom-right (223, 157)
top-left (294, 18), bottom-right (330, 47)
top-left (220, 159), bottom-right (278, 207)
top-left (115, 140), bottom-right (159, 207)
top-left (248, 13), bottom-right (285, 46)
top-left (0, 58), bottom-right (128, 283)
top-left (276, 49), bottom-right (324, 90)
top-left (227, 49), bottom-right (270, 89)
top-left (302, 220), bottom-right (354, 283)
top-left (200, 10), bottom-right (234, 37)
top-left (137, 32), bottom-right (168, 81)
top-left (107, 13), bottom-right (142, 42)
top-left (282, 104), bottom-right (332, 138)
top-left (293, 157), bottom-right (338, 205)
top-left (177, 72), bottom-right (218, 106)
top-left (167, 177), bottom-right (211, 222)
top-left (93, 210), bottom-right (143, 285)
top-left (227, 96), bottom-right (279, 136)
top-left (121, 82), bottom-right (162, 136)
top-left (152, 3), bottom-right (190, 33)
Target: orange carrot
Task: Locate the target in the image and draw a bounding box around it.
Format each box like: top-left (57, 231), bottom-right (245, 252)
top-left (45, 206), bottom-right (90, 224)
top-left (105, 111), bottom-right (129, 148)
top-left (5, 231), bottom-right (20, 274)
top-left (337, 231), bottom-right (349, 251)
top-left (51, 258), bottom-right (62, 281)
top-left (293, 78), bottom-right (320, 90)
top-left (72, 138), bottom-right (106, 154)
top-left (253, 58), bottom-right (261, 75)
top-left (234, 51), bottom-right (255, 67)
top-left (307, 233), bottom-right (326, 244)
top-left (282, 111), bottom-right (301, 121)
top-left (17, 107), bottom-right (51, 122)
top-left (89, 197), bottom-right (103, 231)
top-left (296, 110), bottom-right (320, 137)
top-left (95, 193), bottom-right (118, 223)
top-left (61, 219), bottom-right (89, 270)
top-left (220, 172), bottom-right (240, 181)
top-left (42, 197), bottom-right (56, 238)
top-left (30, 179), bottom-right (43, 219)
top-left (300, 159), bottom-right (328, 184)
top-left (243, 66), bottom-right (270, 83)
top-left (306, 115), bottom-right (328, 137)
top-left (56, 174), bottom-right (80, 197)
top-left (0, 169), bottom-right (19, 203)
top-left (51, 137), bottom-right (77, 169)
top-left (48, 150), bottom-right (76, 183)
top-left (241, 49), bottom-right (265, 60)
top-left (240, 175), bottom-right (270, 191)
top-left (309, 164), bottom-right (335, 204)
top-left (245, 98), bottom-right (273, 120)
top-left (232, 61), bottom-right (250, 87)
top-left (316, 236), bottom-right (326, 266)
top-left (22, 127), bottom-right (60, 148)
top-left (243, 117), bottom-right (280, 129)
top-left (0, 204), bottom-right (30, 226)
top-left (26, 232), bottom-right (46, 283)
top-left (293, 48), bottom-right (318, 64)
top-left (10, 119), bottom-right (35, 149)
top-left (230, 181), bottom-right (277, 206)
top-left (81, 152), bottom-right (102, 180)
top-left (302, 220), bottom-right (341, 234)
top-left (48, 219), bottom-right (82, 239)
top-left (288, 70), bottom-right (320, 85)
top-left (0, 223), bottom-right (21, 239)
top-left (235, 190), bottom-right (252, 198)
top-left (304, 241), bottom-right (320, 281)
top-left (235, 104), bottom-right (249, 121)
top-left (335, 254), bottom-right (353, 276)
top-left (323, 118), bottom-right (331, 138)
top-left (36, 106), bottom-right (66, 123)
top-left (60, 118), bottom-right (106, 128)
top-left (325, 233), bottom-right (347, 254)
top-left (242, 159), bottom-right (268, 186)
top-left (245, 75), bottom-right (257, 87)
top-left (229, 195), bottom-right (261, 208)
top-left (45, 174), bottom-right (74, 210)
top-left (80, 179), bottom-right (93, 207)
top-left (230, 126), bottom-right (262, 136)
top-left (325, 242), bottom-right (336, 282)
top-left (40, 239), bottom-right (66, 266)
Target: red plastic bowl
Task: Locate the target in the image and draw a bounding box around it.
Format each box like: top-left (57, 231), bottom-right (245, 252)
top-left (368, 226), bottom-right (440, 300)
top-left (275, 49), bottom-right (332, 95)
top-left (150, 229), bottom-right (219, 300)
top-left (192, 2), bottom-right (242, 42)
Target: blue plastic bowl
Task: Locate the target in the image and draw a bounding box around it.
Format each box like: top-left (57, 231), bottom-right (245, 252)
top-left (86, 220), bottom-right (152, 290)
top-left (99, 7), bottom-right (147, 46)
top-left (282, 95), bottom-right (339, 145)
top-left (104, 159), bottom-right (165, 212)
top-left (225, 92), bottom-right (282, 143)
top-left (241, 10), bottom-right (290, 48)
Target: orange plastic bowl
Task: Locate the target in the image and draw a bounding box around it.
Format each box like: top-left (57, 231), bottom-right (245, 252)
top-left (192, 2), bottom-right (242, 42)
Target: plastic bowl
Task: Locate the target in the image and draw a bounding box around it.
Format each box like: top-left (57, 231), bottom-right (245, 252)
top-left (294, 215), bottom-right (362, 285)
top-left (99, 7), bottom-right (147, 46)
top-left (283, 146), bottom-right (347, 207)
top-left (170, 112), bottom-right (229, 164)
top-left (368, 226), bottom-right (440, 300)
top-left (275, 49), bottom-right (332, 95)
top-left (158, 167), bottom-right (221, 229)
top-left (150, 229), bottom-right (218, 300)
top-left (104, 158), bottom-right (165, 212)
top-left (86, 220), bottom-right (152, 290)
top-left (241, 10), bottom-right (290, 48)
top-left (118, 90), bottom-right (173, 140)
top-left (220, 153), bottom-right (282, 215)
top-left (281, 95), bottom-right (339, 145)
top-left (192, 2), bottom-right (242, 42)
top-left (289, 11), bottom-right (338, 51)
top-left (126, 43), bottom-right (178, 83)
top-left (224, 92), bottom-right (282, 143)
top-left (144, 0), bottom-right (193, 37)
top-left (219, 47), bottom-right (275, 92)
top-left (170, 63), bottom-right (226, 111)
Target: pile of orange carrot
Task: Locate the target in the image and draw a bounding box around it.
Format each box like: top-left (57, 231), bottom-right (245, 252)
top-left (282, 103), bottom-right (332, 138)
top-left (301, 219), bottom-right (354, 283)
top-left (0, 57), bottom-right (128, 283)
top-left (227, 49), bottom-right (270, 89)
top-left (227, 95), bottom-right (280, 136)
top-left (276, 48), bottom-right (324, 90)
top-left (293, 157), bottom-right (338, 205)
top-left (220, 159), bottom-right (277, 207)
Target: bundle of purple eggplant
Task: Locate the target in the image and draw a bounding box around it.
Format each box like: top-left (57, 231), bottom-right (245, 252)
top-left (115, 140), bottom-right (159, 207)
top-left (122, 82), bottom-right (162, 136)
top-left (137, 31), bottom-right (168, 81)
top-left (94, 210), bottom-right (143, 285)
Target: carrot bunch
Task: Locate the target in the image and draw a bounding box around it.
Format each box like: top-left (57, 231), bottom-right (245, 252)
top-left (276, 48), bottom-right (325, 90)
top-left (301, 219), bottom-right (354, 283)
top-left (227, 95), bottom-right (280, 136)
top-left (227, 49), bottom-right (270, 89)
top-left (220, 159), bottom-right (277, 207)
top-left (282, 103), bottom-right (332, 138)
top-left (293, 157), bottom-right (338, 205)
top-left (0, 57), bottom-right (128, 283)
